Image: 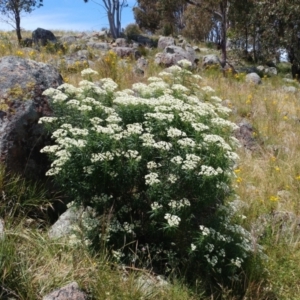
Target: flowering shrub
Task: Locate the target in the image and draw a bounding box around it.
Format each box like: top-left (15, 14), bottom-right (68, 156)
top-left (40, 63), bottom-right (260, 286)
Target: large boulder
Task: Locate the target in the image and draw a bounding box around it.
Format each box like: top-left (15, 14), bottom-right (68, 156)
top-left (32, 28), bottom-right (57, 46)
top-left (154, 45), bottom-right (197, 68)
top-left (0, 56), bottom-right (63, 178)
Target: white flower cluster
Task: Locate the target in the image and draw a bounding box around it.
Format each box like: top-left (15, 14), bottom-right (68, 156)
top-left (182, 154), bottom-right (201, 170)
top-left (147, 161), bottom-right (158, 169)
top-left (167, 174), bottom-right (178, 183)
top-left (211, 117), bottom-right (239, 131)
top-left (202, 86), bottom-right (215, 93)
top-left (199, 165), bottom-right (223, 177)
top-left (177, 59), bottom-right (192, 69)
top-left (147, 76), bottom-right (164, 83)
top-left (172, 84), bottom-right (190, 93)
top-left (203, 134), bottom-right (232, 151)
top-left (91, 151), bottom-right (114, 162)
top-left (151, 202), bottom-right (163, 210)
top-left (168, 198), bottom-right (190, 209)
top-left (145, 172), bottom-right (160, 185)
top-left (164, 213), bottom-right (181, 227)
top-left (99, 78), bottom-right (118, 92)
top-left (199, 225), bottom-right (210, 236)
top-left (167, 127), bottom-right (187, 138)
top-left (145, 112), bottom-right (174, 122)
top-left (38, 116), bottom-right (58, 124)
top-left (81, 68), bottom-right (99, 77)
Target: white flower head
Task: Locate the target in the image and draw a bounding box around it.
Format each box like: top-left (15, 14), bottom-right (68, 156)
top-left (81, 68), bottom-right (99, 77)
top-left (164, 213), bottom-right (181, 227)
top-left (177, 59), bottom-right (192, 69)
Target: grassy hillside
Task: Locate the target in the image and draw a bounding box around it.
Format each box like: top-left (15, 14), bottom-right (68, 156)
top-left (0, 30), bottom-right (299, 299)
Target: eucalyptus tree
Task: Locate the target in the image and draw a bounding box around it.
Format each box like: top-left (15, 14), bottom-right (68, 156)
top-left (0, 0), bottom-right (43, 44)
top-left (185, 0), bottom-right (231, 68)
top-left (134, 0), bottom-right (186, 35)
top-left (83, 0), bottom-right (127, 38)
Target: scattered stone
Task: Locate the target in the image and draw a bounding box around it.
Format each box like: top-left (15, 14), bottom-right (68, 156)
top-left (48, 206), bottom-right (84, 239)
top-left (193, 46), bottom-right (201, 52)
top-left (112, 47), bottom-right (135, 58)
top-left (155, 45), bottom-right (196, 67)
top-left (235, 119), bottom-right (258, 150)
top-left (157, 36), bottom-right (175, 50)
top-left (202, 54), bottom-right (220, 68)
top-left (115, 38), bottom-right (127, 47)
top-left (43, 282), bottom-right (87, 300)
top-left (86, 41), bottom-right (110, 51)
top-left (282, 85), bottom-right (297, 93)
top-left (265, 67), bottom-right (277, 76)
top-left (135, 56), bottom-right (148, 75)
top-left (245, 72), bottom-right (262, 85)
top-left (59, 35), bottom-right (77, 45)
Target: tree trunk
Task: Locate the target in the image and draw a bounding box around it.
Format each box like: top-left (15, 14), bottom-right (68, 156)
top-left (15, 13), bottom-right (22, 44)
top-left (219, 0), bottom-right (227, 68)
top-left (108, 12), bottom-right (118, 38)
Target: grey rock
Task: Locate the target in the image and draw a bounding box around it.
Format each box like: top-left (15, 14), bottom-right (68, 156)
top-left (86, 41), bottom-right (110, 51)
top-left (115, 38), bottom-right (127, 47)
top-left (282, 85), bottom-right (297, 93)
top-left (32, 28), bottom-right (57, 46)
top-left (256, 65), bottom-right (265, 73)
top-left (43, 282), bottom-right (87, 300)
top-left (265, 67), bottom-right (277, 76)
top-left (193, 46), bottom-right (201, 52)
top-left (157, 36), bottom-right (175, 50)
top-left (60, 35), bottom-right (77, 45)
top-left (235, 119), bottom-right (258, 150)
top-left (252, 211), bottom-right (300, 241)
top-left (155, 45), bottom-right (196, 67)
top-left (48, 207), bottom-right (84, 239)
top-left (202, 54), bottom-right (220, 68)
top-left (0, 56), bottom-right (63, 178)
top-left (245, 72), bottom-right (262, 84)
top-left (135, 56), bottom-right (148, 75)
top-left (112, 47), bottom-right (135, 58)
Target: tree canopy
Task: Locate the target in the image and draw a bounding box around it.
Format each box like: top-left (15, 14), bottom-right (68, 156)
top-left (0, 0), bottom-right (43, 43)
top-left (83, 0), bottom-right (127, 38)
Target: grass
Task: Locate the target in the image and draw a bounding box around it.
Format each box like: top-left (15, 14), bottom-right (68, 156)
top-left (0, 29), bottom-right (299, 299)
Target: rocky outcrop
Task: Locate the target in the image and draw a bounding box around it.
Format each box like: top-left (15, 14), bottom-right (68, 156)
top-left (0, 56), bottom-right (63, 178)
top-left (32, 28), bottom-right (57, 46)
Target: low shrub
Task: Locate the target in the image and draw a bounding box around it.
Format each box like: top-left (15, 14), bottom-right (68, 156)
top-left (40, 62), bottom-right (263, 291)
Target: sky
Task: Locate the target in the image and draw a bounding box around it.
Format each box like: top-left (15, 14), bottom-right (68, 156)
top-left (0, 0), bottom-right (136, 32)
